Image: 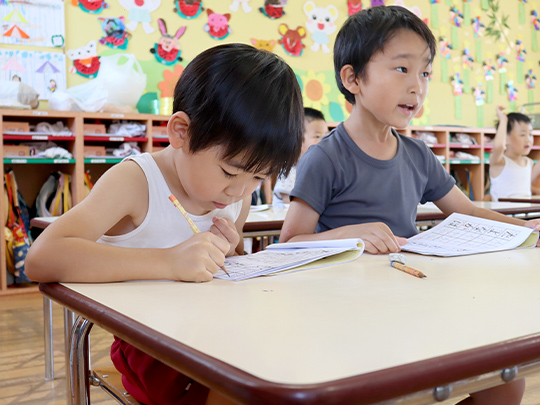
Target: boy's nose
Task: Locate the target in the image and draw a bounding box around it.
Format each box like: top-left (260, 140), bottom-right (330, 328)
top-left (225, 182), bottom-right (246, 197)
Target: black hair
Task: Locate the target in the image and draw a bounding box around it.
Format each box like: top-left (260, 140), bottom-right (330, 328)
top-left (304, 107), bottom-right (326, 123)
top-left (496, 112), bottom-right (532, 133)
top-left (334, 5), bottom-right (437, 104)
top-left (173, 43), bottom-right (303, 176)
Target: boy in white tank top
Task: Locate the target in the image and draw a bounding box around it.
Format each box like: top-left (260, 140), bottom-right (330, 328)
top-left (490, 106), bottom-right (540, 201)
top-left (26, 44), bottom-right (303, 405)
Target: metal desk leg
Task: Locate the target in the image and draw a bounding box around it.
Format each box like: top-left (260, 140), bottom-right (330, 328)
top-left (64, 309), bottom-right (75, 404)
top-left (43, 296), bottom-right (54, 381)
top-left (69, 316), bottom-right (93, 405)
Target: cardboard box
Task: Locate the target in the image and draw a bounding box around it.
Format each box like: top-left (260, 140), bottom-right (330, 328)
top-left (84, 123), bottom-right (106, 134)
top-left (3, 144), bottom-right (30, 157)
top-left (152, 126), bottom-right (168, 137)
top-left (3, 121), bottom-right (30, 133)
top-left (84, 145), bottom-right (106, 157)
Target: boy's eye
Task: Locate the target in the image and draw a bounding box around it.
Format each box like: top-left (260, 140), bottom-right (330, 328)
top-left (222, 169), bottom-right (236, 178)
top-left (397, 67), bottom-right (407, 73)
top-left (422, 71), bottom-right (431, 77)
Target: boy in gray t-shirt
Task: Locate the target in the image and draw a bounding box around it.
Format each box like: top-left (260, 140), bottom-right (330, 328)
top-left (281, 6), bottom-right (540, 254)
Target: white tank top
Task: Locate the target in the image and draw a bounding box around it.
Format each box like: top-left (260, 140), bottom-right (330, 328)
top-left (490, 155), bottom-right (533, 202)
top-left (98, 153), bottom-right (243, 248)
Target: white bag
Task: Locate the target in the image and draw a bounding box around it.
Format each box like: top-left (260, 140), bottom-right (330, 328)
top-left (49, 79), bottom-right (107, 112)
top-left (96, 53), bottom-right (147, 109)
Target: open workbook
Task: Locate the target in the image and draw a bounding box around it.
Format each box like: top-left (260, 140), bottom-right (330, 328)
top-left (214, 239), bottom-right (365, 281)
top-left (402, 212), bottom-right (540, 257)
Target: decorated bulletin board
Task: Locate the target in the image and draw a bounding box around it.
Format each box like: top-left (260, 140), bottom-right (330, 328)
top-left (6, 0), bottom-right (540, 127)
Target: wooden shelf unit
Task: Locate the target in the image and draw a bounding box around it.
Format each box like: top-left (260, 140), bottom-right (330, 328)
top-left (327, 122), bottom-right (540, 203)
top-left (0, 109), bottom-right (169, 296)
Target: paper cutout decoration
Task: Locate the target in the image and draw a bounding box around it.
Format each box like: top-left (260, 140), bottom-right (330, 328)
top-left (303, 1), bottom-right (338, 54)
top-left (66, 40), bottom-right (100, 79)
top-left (118, 0), bottom-right (161, 34)
top-left (472, 83), bottom-right (485, 127)
top-left (451, 72), bottom-right (463, 119)
top-left (393, 1), bottom-right (427, 25)
top-left (250, 38), bottom-right (276, 52)
top-left (496, 52), bottom-right (508, 95)
top-left (430, 0), bottom-right (439, 29)
top-left (3, 24), bottom-right (29, 39)
top-left (482, 59), bottom-right (495, 103)
top-left (150, 19), bottom-right (185, 65)
top-left (519, 0), bottom-right (526, 25)
top-left (74, 0), bottom-right (108, 14)
top-left (259, 0), bottom-right (288, 20)
top-left (98, 16), bottom-right (131, 50)
top-left (462, 0), bottom-right (471, 26)
top-left (449, 6), bottom-right (463, 46)
top-left (506, 79), bottom-right (518, 111)
top-left (515, 40), bottom-right (526, 83)
top-left (348, 0), bottom-right (361, 17)
top-left (531, 10), bottom-right (539, 51)
top-left (439, 36), bottom-right (451, 83)
top-left (203, 9), bottom-right (231, 40)
top-left (525, 69), bottom-right (536, 110)
top-left (371, 0), bottom-right (384, 5)
top-left (278, 24), bottom-right (306, 56)
top-left (230, 0), bottom-right (252, 13)
top-left (461, 48), bottom-right (473, 93)
top-left (175, 1), bottom-right (204, 19)
top-left (472, 16), bottom-right (485, 62)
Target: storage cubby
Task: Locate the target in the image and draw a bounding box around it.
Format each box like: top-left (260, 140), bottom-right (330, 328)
top-left (0, 109), bottom-right (169, 295)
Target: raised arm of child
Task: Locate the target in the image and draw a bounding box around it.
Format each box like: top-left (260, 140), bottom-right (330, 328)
top-left (489, 106), bottom-right (508, 176)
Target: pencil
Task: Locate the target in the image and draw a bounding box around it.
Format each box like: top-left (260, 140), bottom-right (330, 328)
top-left (169, 195), bottom-right (230, 277)
top-left (390, 261), bottom-right (426, 279)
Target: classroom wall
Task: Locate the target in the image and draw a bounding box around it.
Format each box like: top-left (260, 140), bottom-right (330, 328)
top-left (4, 0), bottom-right (540, 128)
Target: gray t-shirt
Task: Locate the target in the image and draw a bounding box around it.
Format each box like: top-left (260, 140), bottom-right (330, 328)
top-left (291, 123), bottom-right (455, 238)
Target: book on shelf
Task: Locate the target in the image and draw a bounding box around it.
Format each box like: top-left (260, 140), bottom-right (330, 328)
top-left (402, 212), bottom-right (539, 257)
top-left (214, 238), bottom-right (365, 281)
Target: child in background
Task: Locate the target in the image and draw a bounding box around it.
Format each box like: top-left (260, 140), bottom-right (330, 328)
top-left (281, 7), bottom-right (540, 403)
top-left (489, 106), bottom-right (540, 201)
top-left (273, 107), bottom-right (328, 207)
top-left (26, 44), bottom-right (303, 405)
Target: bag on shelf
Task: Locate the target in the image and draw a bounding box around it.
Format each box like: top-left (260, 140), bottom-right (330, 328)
top-left (4, 170), bottom-right (32, 284)
top-left (84, 171), bottom-right (94, 198)
top-left (35, 172), bottom-right (72, 217)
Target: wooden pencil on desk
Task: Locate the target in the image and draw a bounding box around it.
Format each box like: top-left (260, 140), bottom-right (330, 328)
top-left (390, 261), bottom-right (426, 278)
top-left (169, 195), bottom-right (230, 277)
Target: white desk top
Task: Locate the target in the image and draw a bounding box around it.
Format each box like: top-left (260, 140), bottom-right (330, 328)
top-left (59, 248), bottom-right (540, 386)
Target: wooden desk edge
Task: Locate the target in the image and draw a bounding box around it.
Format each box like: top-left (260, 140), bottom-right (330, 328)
top-left (499, 198), bottom-right (540, 204)
top-left (40, 282), bottom-right (540, 405)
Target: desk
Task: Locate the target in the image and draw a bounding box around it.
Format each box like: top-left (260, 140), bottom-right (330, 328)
top-left (499, 197), bottom-right (540, 204)
top-left (416, 201), bottom-right (540, 222)
top-left (41, 249), bottom-right (540, 405)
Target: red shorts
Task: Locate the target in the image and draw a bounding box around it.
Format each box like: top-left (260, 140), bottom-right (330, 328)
top-left (111, 337), bottom-right (210, 405)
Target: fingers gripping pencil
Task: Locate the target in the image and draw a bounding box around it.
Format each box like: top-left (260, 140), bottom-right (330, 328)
top-left (169, 195), bottom-right (231, 277)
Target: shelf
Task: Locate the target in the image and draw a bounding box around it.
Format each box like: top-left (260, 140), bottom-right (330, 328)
top-left (3, 132), bottom-right (74, 141)
top-left (84, 157), bottom-right (123, 164)
top-left (4, 158), bottom-right (75, 164)
top-left (84, 135), bottom-right (148, 142)
top-left (448, 143), bottom-right (481, 149)
top-left (426, 143), bottom-right (446, 148)
top-left (448, 159), bottom-right (481, 164)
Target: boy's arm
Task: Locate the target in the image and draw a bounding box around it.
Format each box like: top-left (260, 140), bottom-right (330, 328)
top-left (26, 161), bottom-right (230, 283)
top-left (489, 106), bottom-right (508, 170)
top-left (279, 199), bottom-right (405, 254)
top-left (434, 186), bottom-right (540, 243)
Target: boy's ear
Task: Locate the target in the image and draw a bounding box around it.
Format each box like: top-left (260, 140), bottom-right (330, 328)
top-left (340, 64), bottom-right (361, 96)
top-left (167, 111), bottom-right (191, 149)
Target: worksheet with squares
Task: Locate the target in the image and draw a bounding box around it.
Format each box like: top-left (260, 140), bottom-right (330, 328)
top-left (402, 213), bottom-right (538, 256)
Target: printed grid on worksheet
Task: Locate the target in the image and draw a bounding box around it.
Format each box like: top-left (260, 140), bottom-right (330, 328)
top-left (423, 218), bottom-right (519, 248)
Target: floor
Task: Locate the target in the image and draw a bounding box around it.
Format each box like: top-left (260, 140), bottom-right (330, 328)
top-left (1, 293), bottom-right (540, 405)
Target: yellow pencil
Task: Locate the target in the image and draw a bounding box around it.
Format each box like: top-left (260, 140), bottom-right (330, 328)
top-left (390, 260), bottom-right (426, 279)
top-left (169, 195), bottom-right (230, 277)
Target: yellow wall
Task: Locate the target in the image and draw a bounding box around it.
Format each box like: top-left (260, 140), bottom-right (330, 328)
top-left (29, 1), bottom-right (540, 127)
